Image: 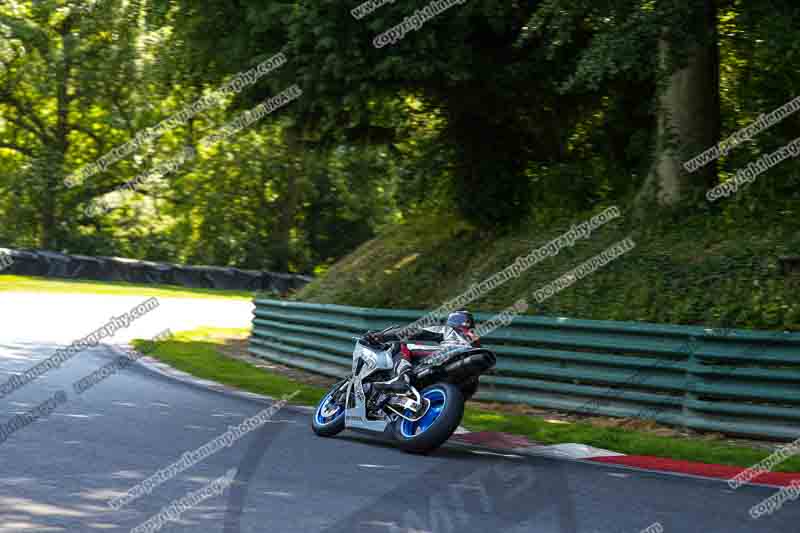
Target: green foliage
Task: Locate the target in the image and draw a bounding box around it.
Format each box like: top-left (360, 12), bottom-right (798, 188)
top-left (162, 0), bottom-right (590, 227)
top-left (0, 0), bottom-right (798, 313)
top-left (299, 203), bottom-right (800, 331)
top-left (0, 1), bottom-right (405, 272)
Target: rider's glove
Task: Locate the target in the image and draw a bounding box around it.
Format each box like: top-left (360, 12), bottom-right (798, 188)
top-left (364, 332), bottom-right (385, 345)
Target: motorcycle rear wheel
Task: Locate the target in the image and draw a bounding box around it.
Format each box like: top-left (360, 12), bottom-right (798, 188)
top-left (392, 383), bottom-right (464, 454)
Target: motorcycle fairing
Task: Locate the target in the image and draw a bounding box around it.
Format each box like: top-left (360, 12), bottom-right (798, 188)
top-left (344, 341), bottom-right (393, 432)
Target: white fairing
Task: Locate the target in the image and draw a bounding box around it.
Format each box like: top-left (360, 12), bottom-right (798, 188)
top-left (345, 341), bottom-right (393, 432)
top-left (352, 342), bottom-right (393, 378)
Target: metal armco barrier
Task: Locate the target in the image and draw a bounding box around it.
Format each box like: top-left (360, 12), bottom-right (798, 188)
top-left (250, 299), bottom-right (800, 441)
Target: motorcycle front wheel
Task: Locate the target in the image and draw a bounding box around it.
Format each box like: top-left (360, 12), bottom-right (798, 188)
top-left (311, 380), bottom-right (347, 437)
top-left (392, 382), bottom-right (464, 454)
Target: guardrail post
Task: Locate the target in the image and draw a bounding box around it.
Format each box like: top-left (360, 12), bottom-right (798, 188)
top-left (681, 334), bottom-right (700, 432)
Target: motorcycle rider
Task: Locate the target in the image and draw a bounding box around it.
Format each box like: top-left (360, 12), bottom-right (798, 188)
top-left (363, 310), bottom-right (479, 391)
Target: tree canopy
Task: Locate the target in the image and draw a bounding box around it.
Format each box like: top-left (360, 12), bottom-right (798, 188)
top-left (1, 0), bottom-right (798, 274)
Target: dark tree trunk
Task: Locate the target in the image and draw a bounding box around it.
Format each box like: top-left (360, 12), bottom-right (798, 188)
top-left (42, 25), bottom-right (75, 249)
top-left (637, 0), bottom-right (719, 210)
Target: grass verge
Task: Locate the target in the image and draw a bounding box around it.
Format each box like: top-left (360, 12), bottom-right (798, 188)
top-left (137, 327), bottom-right (800, 473)
top-left (0, 274), bottom-right (254, 300)
top-left (461, 409), bottom-right (800, 471)
top-left (133, 328), bottom-right (326, 406)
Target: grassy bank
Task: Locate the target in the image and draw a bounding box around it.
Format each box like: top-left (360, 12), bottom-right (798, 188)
top-left (0, 274), bottom-right (254, 300)
top-left (136, 327), bottom-right (800, 472)
top-left (297, 207), bottom-right (800, 331)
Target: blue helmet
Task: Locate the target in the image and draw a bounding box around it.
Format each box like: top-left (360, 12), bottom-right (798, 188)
top-left (446, 310), bottom-right (475, 329)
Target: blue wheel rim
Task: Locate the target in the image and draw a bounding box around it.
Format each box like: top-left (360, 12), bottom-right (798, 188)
top-left (315, 388), bottom-right (344, 426)
top-left (400, 388), bottom-right (447, 438)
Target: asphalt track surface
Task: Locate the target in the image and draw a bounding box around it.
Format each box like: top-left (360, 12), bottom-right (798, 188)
top-left (0, 293), bottom-right (796, 532)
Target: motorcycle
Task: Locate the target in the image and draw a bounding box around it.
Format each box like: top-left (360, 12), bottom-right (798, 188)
top-left (311, 325), bottom-right (496, 453)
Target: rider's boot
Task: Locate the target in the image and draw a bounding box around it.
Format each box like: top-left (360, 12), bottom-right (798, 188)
top-left (374, 358), bottom-right (413, 392)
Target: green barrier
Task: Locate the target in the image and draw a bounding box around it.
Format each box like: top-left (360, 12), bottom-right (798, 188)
top-left (249, 298), bottom-right (800, 441)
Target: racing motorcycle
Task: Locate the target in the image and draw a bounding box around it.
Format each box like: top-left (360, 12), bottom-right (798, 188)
top-left (311, 326), bottom-right (496, 453)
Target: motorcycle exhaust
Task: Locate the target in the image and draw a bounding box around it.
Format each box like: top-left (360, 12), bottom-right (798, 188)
top-left (385, 385), bottom-right (430, 422)
top-left (386, 398), bottom-right (431, 422)
top-left (441, 352), bottom-right (496, 382)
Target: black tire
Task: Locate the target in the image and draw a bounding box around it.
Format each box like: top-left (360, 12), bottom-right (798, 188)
top-left (312, 380), bottom-right (347, 437)
top-left (392, 382), bottom-right (464, 454)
